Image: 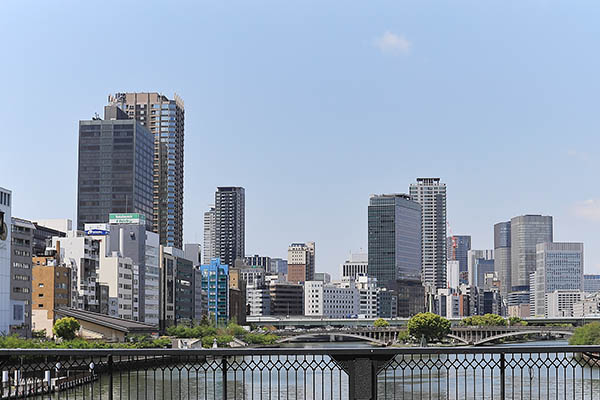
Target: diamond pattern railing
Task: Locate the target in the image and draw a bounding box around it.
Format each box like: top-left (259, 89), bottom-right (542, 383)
top-left (1, 346), bottom-right (600, 399)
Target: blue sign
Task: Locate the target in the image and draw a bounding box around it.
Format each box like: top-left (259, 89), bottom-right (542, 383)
top-left (86, 229), bottom-right (109, 236)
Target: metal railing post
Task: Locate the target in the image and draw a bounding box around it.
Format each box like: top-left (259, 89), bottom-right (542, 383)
top-left (222, 356), bottom-right (228, 400)
top-left (108, 354), bottom-right (113, 400)
top-left (500, 353), bottom-right (506, 400)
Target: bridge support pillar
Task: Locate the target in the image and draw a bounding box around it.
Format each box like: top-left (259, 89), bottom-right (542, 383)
top-left (331, 354), bottom-right (395, 400)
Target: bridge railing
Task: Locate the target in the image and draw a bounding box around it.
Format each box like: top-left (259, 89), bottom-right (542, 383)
top-left (1, 346), bottom-right (600, 399)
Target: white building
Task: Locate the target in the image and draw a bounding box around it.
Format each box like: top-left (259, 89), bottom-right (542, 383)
top-left (340, 252), bottom-right (368, 279)
top-left (573, 293), bottom-right (600, 318)
top-left (53, 231), bottom-right (100, 311)
top-left (447, 260), bottom-right (460, 290)
top-left (532, 242), bottom-right (583, 317)
top-left (144, 232), bottom-right (160, 325)
top-left (247, 288), bottom-right (271, 316)
top-left (342, 275), bottom-right (378, 319)
top-left (545, 290), bottom-right (583, 318)
top-left (304, 280), bottom-right (359, 318)
top-left (203, 206), bottom-right (216, 264)
top-left (0, 188), bottom-right (13, 334)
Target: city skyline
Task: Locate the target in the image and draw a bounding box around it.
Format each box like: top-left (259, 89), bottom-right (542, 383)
top-left (2, 2), bottom-right (600, 278)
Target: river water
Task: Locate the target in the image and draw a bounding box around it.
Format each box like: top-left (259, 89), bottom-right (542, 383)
top-left (30, 340), bottom-right (600, 399)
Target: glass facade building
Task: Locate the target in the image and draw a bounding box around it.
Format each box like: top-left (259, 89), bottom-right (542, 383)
top-left (532, 242), bottom-right (583, 317)
top-left (368, 194), bottom-right (422, 289)
top-left (215, 187), bottom-right (245, 268)
top-left (77, 106), bottom-right (153, 230)
top-left (494, 221), bottom-right (512, 298)
top-left (510, 215), bottom-right (553, 290)
top-left (200, 259), bottom-right (229, 325)
top-left (108, 93), bottom-right (185, 249)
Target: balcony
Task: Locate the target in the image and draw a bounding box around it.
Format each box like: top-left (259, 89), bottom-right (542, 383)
top-left (0, 346), bottom-right (599, 399)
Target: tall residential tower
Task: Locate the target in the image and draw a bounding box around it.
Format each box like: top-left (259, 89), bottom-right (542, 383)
top-left (214, 187), bottom-right (245, 267)
top-left (409, 178), bottom-right (447, 289)
top-left (108, 92), bottom-right (185, 248)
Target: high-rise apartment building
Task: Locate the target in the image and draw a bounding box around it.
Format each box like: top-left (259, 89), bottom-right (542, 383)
top-left (368, 194), bottom-right (422, 288)
top-left (10, 217), bottom-right (34, 337)
top-left (287, 242), bottom-right (316, 283)
top-left (409, 178), bottom-right (447, 289)
top-left (532, 242), bottom-right (583, 317)
top-left (108, 92), bottom-right (185, 248)
top-left (77, 106), bottom-right (154, 230)
top-left (494, 221), bottom-right (512, 298)
top-left (215, 187), bottom-right (245, 268)
top-left (510, 215), bottom-right (553, 291)
top-left (203, 206), bottom-right (216, 264)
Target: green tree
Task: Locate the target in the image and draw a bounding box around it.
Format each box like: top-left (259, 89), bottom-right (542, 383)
top-left (407, 313), bottom-right (450, 343)
top-left (53, 317), bottom-right (81, 340)
top-left (373, 318), bottom-right (390, 328)
top-left (569, 322), bottom-right (600, 345)
top-left (461, 314), bottom-right (507, 327)
top-left (508, 316), bottom-right (527, 326)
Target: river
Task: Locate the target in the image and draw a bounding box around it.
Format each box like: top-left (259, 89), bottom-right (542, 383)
top-left (28, 339), bottom-right (600, 399)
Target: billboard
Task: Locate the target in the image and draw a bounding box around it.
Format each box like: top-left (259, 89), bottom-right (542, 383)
top-left (109, 213), bottom-right (146, 225)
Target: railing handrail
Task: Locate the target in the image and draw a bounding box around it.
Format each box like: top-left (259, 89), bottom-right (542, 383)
top-left (0, 345), bottom-right (596, 357)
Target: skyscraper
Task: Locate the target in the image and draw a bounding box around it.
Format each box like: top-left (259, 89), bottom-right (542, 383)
top-left (532, 242), bottom-right (583, 317)
top-left (214, 187), bottom-right (245, 268)
top-left (494, 221), bottom-right (511, 298)
top-left (409, 178), bottom-right (447, 289)
top-left (510, 215), bottom-right (553, 291)
top-left (108, 92), bottom-right (185, 249)
top-left (203, 206), bottom-right (216, 264)
top-left (447, 235), bottom-right (471, 273)
top-left (287, 242), bottom-right (316, 283)
top-left (77, 106), bottom-right (154, 230)
top-left (368, 194), bottom-right (422, 288)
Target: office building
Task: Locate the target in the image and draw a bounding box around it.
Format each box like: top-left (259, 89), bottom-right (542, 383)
top-left (32, 222), bottom-right (66, 256)
top-left (244, 254), bottom-right (271, 270)
top-left (269, 283), bottom-right (303, 316)
top-left (573, 293), bottom-right (600, 317)
top-left (287, 242), bottom-right (315, 283)
top-left (545, 290), bottom-right (583, 318)
top-left (203, 206), bottom-right (216, 264)
top-left (10, 217), bottom-right (34, 336)
top-left (198, 258), bottom-right (229, 325)
top-left (247, 288), bottom-right (271, 316)
top-left (31, 254), bottom-right (70, 336)
top-left (215, 187), bottom-right (245, 268)
top-left (368, 194), bottom-right (422, 288)
top-left (270, 258), bottom-right (288, 274)
top-left (409, 178), bottom-right (447, 289)
top-left (532, 242), bottom-right (583, 317)
top-left (584, 275), bottom-right (600, 294)
top-left (341, 252), bottom-right (368, 279)
top-left (510, 215), bottom-right (553, 291)
top-left (314, 272), bottom-right (331, 284)
top-left (377, 288), bottom-right (398, 318)
top-left (108, 93), bottom-right (185, 249)
top-left (0, 188), bottom-right (14, 334)
top-left (494, 221), bottom-right (512, 298)
top-left (447, 235), bottom-right (471, 275)
top-left (184, 243), bottom-right (202, 267)
top-left (447, 260), bottom-right (460, 290)
top-left (77, 106), bottom-right (154, 231)
top-left (467, 250), bottom-right (494, 288)
top-left (304, 281), bottom-right (358, 318)
top-left (160, 247), bottom-right (194, 327)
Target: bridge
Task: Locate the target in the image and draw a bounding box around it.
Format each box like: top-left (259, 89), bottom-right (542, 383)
top-left (276, 325), bottom-right (575, 346)
top-left (248, 315), bottom-right (595, 328)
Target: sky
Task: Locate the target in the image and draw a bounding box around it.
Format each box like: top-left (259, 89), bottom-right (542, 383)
top-left (2, 1), bottom-right (600, 279)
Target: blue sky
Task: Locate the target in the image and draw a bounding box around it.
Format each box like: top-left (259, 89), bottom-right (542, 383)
top-left (2, 1), bottom-right (600, 278)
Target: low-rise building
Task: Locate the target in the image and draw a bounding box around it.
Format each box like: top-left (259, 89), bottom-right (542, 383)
top-left (573, 293), bottom-right (600, 317)
top-left (269, 283), bottom-right (303, 316)
top-left (31, 254), bottom-right (71, 336)
top-left (545, 290), bottom-right (583, 318)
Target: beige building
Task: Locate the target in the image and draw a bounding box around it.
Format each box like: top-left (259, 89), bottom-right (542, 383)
top-left (287, 242), bottom-right (315, 283)
top-left (31, 254), bottom-right (71, 336)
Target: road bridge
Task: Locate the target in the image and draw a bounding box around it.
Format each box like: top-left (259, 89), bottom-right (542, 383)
top-left (275, 326), bottom-right (575, 346)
